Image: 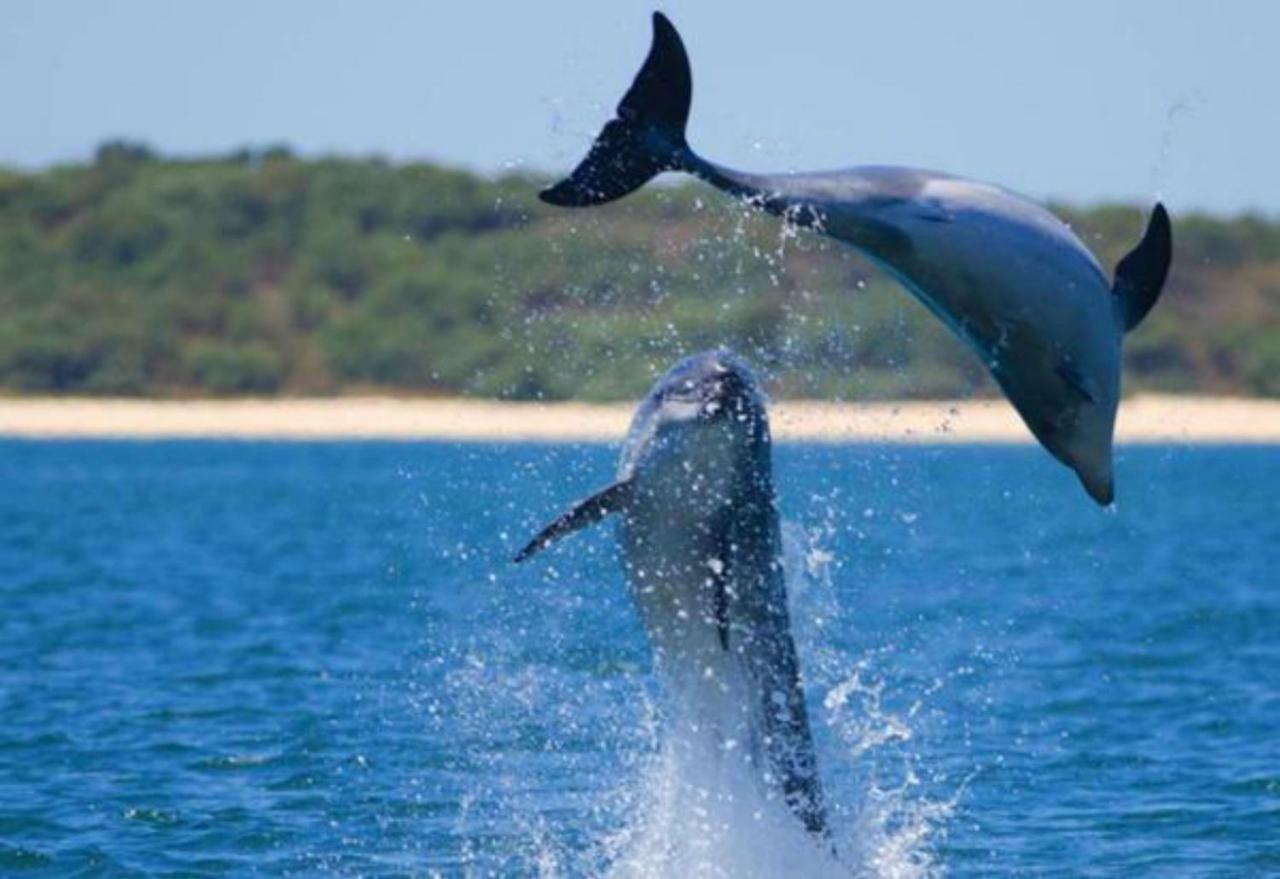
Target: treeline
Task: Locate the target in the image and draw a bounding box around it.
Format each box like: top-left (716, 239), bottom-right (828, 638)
top-left (0, 141), bottom-right (1276, 399)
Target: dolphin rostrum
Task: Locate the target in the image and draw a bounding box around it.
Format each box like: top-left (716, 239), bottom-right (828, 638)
top-left (540, 12), bottom-right (1172, 505)
top-left (516, 350), bottom-right (830, 841)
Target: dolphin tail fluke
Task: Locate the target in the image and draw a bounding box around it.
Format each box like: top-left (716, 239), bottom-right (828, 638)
top-left (540, 13), bottom-right (692, 207)
top-left (1114, 202), bottom-right (1172, 332)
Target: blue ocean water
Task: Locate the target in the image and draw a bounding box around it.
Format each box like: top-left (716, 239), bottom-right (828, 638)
top-left (0, 440), bottom-right (1276, 876)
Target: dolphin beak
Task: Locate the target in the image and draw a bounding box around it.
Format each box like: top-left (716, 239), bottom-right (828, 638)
top-left (1078, 468), bottom-right (1115, 507)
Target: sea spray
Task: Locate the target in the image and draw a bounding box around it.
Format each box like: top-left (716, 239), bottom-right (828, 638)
top-left (785, 521), bottom-right (957, 878)
top-left (604, 735), bottom-right (846, 879)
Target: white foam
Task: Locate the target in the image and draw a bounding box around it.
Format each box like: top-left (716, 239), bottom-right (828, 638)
top-left (604, 731), bottom-right (846, 879)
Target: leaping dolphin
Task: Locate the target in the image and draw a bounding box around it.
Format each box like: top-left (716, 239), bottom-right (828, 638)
top-left (516, 350), bottom-right (830, 841)
top-left (539, 12), bottom-right (1172, 505)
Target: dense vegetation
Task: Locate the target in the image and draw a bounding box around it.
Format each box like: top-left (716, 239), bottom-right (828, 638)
top-left (0, 141), bottom-right (1276, 399)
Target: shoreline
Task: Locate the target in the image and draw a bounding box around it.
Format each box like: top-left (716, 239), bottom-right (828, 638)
top-left (0, 395), bottom-right (1277, 443)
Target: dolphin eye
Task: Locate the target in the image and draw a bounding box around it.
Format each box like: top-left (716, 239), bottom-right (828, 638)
top-left (663, 380), bottom-right (700, 401)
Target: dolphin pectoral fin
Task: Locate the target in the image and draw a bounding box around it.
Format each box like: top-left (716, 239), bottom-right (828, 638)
top-left (710, 563), bottom-right (730, 651)
top-left (704, 512), bottom-right (733, 651)
top-left (513, 480), bottom-right (634, 563)
top-left (714, 590), bottom-right (729, 651)
top-left (540, 13), bottom-right (692, 207)
top-left (1114, 202), bottom-right (1172, 332)
top-left (1055, 360), bottom-right (1097, 404)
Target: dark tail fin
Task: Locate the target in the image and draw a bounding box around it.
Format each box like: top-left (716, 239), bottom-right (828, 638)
top-left (1114, 202), bottom-right (1172, 332)
top-left (540, 13), bottom-right (692, 207)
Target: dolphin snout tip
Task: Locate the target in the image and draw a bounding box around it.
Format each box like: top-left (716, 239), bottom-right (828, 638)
top-left (1079, 469), bottom-right (1115, 507)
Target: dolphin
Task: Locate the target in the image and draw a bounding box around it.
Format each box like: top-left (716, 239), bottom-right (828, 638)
top-left (539, 12), bottom-right (1173, 505)
top-left (515, 350), bottom-right (830, 841)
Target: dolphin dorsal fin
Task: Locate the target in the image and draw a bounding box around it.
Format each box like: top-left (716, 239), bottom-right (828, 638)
top-left (513, 479), bottom-right (634, 562)
top-left (1114, 203), bottom-right (1172, 332)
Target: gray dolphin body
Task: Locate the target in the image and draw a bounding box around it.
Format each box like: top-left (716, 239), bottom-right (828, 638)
top-left (540, 13), bottom-right (1173, 505)
top-left (516, 350), bottom-right (829, 840)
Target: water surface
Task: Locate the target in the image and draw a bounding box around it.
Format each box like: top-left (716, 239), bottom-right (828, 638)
top-left (0, 441), bottom-right (1275, 875)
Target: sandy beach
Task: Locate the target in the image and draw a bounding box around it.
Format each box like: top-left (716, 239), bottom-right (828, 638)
top-left (0, 395), bottom-right (1277, 443)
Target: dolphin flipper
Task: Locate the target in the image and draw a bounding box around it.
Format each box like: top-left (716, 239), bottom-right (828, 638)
top-left (708, 553), bottom-right (731, 651)
top-left (1114, 203), bottom-right (1172, 332)
top-left (540, 13), bottom-right (691, 207)
top-left (514, 480), bottom-right (634, 562)
top-left (706, 509), bottom-right (734, 651)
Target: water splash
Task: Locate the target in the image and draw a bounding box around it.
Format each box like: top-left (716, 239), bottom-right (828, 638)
top-left (784, 522), bottom-right (959, 878)
top-left (604, 733), bottom-right (846, 879)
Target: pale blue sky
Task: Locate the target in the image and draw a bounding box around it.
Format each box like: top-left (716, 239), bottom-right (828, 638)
top-left (2, 0), bottom-right (1276, 213)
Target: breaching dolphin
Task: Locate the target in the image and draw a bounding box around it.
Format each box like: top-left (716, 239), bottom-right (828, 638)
top-left (515, 350), bottom-right (829, 840)
top-left (539, 12), bottom-right (1173, 505)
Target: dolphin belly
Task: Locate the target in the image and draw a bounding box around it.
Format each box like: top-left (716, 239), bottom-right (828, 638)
top-left (618, 490), bottom-right (829, 839)
top-left (617, 504), bottom-right (730, 666)
top-left (619, 521), bottom-right (761, 769)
